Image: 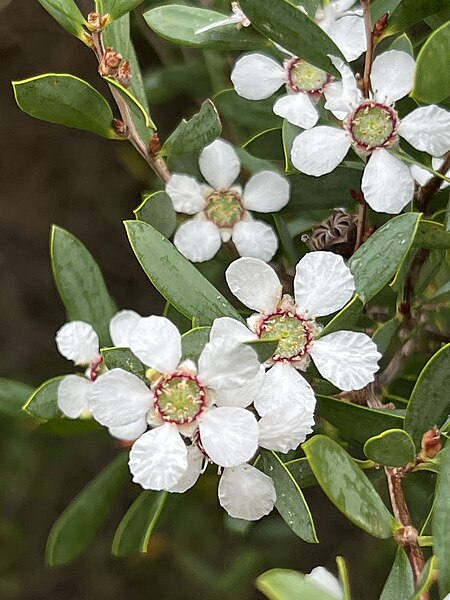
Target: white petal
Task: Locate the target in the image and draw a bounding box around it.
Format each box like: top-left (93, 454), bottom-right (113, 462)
top-left (166, 173), bottom-right (206, 214)
top-left (129, 316), bottom-right (182, 372)
top-left (129, 424), bottom-right (187, 490)
top-left (214, 365), bottom-right (266, 408)
top-left (258, 401), bottom-right (315, 452)
top-left (199, 406), bottom-right (258, 466)
top-left (325, 55), bottom-right (359, 114)
top-left (432, 156), bottom-right (450, 189)
top-left (410, 163), bottom-right (432, 187)
top-left (231, 53), bottom-right (286, 100)
top-left (273, 93), bottom-right (319, 129)
top-left (174, 220), bottom-right (222, 263)
top-left (199, 337), bottom-right (259, 390)
top-left (199, 139), bottom-right (241, 190)
top-left (168, 444), bottom-right (203, 493)
top-left (225, 257), bottom-right (282, 313)
top-left (291, 127), bottom-right (350, 175)
top-left (294, 251), bottom-right (355, 317)
top-left (218, 464), bottom-right (276, 520)
top-left (55, 321), bottom-right (99, 365)
top-left (399, 106), bottom-right (450, 156)
top-left (89, 368), bottom-right (151, 427)
top-left (327, 15), bottom-right (366, 62)
top-left (254, 361), bottom-right (316, 416)
top-left (243, 170), bottom-right (290, 212)
top-left (232, 221), bottom-right (279, 262)
top-left (361, 149), bottom-right (414, 214)
top-left (57, 375), bottom-right (91, 419)
top-left (109, 418), bottom-right (147, 441)
top-left (323, 81), bottom-right (350, 120)
top-left (371, 50), bottom-right (415, 104)
top-left (306, 567), bottom-right (344, 599)
top-left (310, 330), bottom-right (381, 391)
top-left (209, 316), bottom-right (256, 344)
top-left (109, 309), bottom-right (141, 348)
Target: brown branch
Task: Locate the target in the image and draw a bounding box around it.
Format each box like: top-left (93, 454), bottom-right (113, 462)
top-left (416, 152), bottom-right (450, 213)
top-left (354, 197), bottom-right (367, 251)
top-left (360, 0), bottom-right (374, 98)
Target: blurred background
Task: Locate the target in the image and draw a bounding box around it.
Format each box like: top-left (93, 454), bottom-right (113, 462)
top-left (0, 0), bottom-right (413, 598)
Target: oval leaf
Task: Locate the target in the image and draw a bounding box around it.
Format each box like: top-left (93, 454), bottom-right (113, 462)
top-left (256, 569), bottom-right (337, 600)
top-left (380, 547), bottom-right (414, 600)
top-left (101, 0), bottom-right (143, 21)
top-left (134, 191), bottom-right (177, 239)
top-left (101, 347), bottom-right (145, 379)
top-left (432, 443), bottom-right (450, 596)
top-left (37, 0), bottom-right (87, 40)
top-left (0, 378), bottom-right (34, 419)
top-left (363, 429), bottom-right (416, 467)
top-left (181, 327), bottom-right (211, 362)
top-left (412, 20), bottom-right (450, 103)
top-left (245, 338), bottom-right (280, 363)
top-left (287, 168), bottom-right (362, 212)
top-left (382, 0), bottom-right (450, 38)
top-left (23, 376), bottom-right (65, 421)
top-left (319, 295), bottom-right (364, 337)
top-left (413, 220), bottom-right (450, 249)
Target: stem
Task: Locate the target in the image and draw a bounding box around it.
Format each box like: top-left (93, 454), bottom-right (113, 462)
top-left (360, 0), bottom-right (374, 98)
top-left (416, 152), bottom-right (450, 212)
top-left (354, 198), bottom-right (367, 251)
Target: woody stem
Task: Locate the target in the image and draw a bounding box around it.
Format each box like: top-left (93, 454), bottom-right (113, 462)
top-left (360, 0), bottom-right (374, 99)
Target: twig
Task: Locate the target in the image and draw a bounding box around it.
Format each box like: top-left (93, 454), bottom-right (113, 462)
top-left (354, 197), bottom-right (367, 251)
top-left (416, 153), bottom-right (450, 212)
top-left (360, 0), bottom-right (374, 98)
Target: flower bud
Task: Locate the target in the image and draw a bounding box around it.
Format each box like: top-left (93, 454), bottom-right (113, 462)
top-left (420, 426), bottom-right (441, 459)
top-left (99, 48), bottom-right (123, 77)
top-left (373, 13), bottom-right (389, 41)
top-left (117, 61), bottom-right (132, 88)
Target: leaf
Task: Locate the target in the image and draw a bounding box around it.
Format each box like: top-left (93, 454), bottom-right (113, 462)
top-left (105, 76), bottom-right (156, 133)
top-left (389, 33), bottom-right (414, 55)
top-left (243, 128), bottom-right (284, 162)
top-left (256, 568), bottom-right (337, 600)
top-left (40, 419), bottom-right (102, 436)
top-left (261, 450), bottom-right (318, 543)
top-left (112, 491), bottom-right (167, 556)
top-left (432, 443), bottom-right (450, 596)
top-left (46, 453), bottom-right (129, 566)
top-left (379, 547), bottom-right (414, 600)
top-left (412, 20), bottom-right (450, 104)
top-left (181, 327), bottom-right (211, 362)
top-left (273, 214), bottom-right (301, 266)
top-left (214, 89), bottom-right (281, 133)
top-left (411, 556), bottom-right (437, 600)
top-left (37, 0), bottom-right (87, 40)
top-left (161, 100), bottom-right (221, 157)
top-left (50, 225), bottom-right (117, 346)
top-left (245, 338), bottom-right (280, 363)
top-left (382, 0), bottom-right (450, 39)
top-left (13, 74), bottom-right (119, 139)
top-left (239, 0), bottom-right (344, 75)
top-left (143, 5), bottom-right (267, 51)
top-left (413, 220), bottom-right (450, 249)
top-left (285, 457), bottom-right (317, 489)
top-left (0, 378), bottom-right (34, 419)
top-left (404, 343), bottom-right (450, 447)
top-left (125, 220), bottom-right (242, 326)
top-left (287, 168), bottom-right (361, 212)
top-left (372, 317), bottom-right (400, 354)
top-left (363, 429), bottom-right (416, 467)
top-left (348, 213), bottom-right (421, 302)
top-left (303, 435), bottom-right (395, 538)
top-left (134, 191), bottom-right (177, 239)
top-left (23, 376), bottom-right (65, 421)
top-left (336, 557), bottom-right (351, 600)
top-left (319, 295), bottom-right (364, 337)
top-left (102, 0), bottom-right (143, 21)
top-left (101, 347), bottom-right (145, 379)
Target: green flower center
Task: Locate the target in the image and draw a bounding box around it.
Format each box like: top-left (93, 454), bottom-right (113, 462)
top-left (205, 190), bottom-right (244, 228)
top-left (154, 373), bottom-right (206, 425)
top-left (258, 311), bottom-right (312, 361)
top-left (349, 101), bottom-right (398, 150)
top-left (287, 58), bottom-right (331, 94)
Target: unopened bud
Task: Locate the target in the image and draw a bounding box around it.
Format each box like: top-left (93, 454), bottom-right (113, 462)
top-left (117, 60), bottom-right (132, 87)
top-left (394, 525), bottom-right (418, 547)
top-left (99, 47), bottom-right (123, 77)
top-left (420, 427), bottom-right (441, 459)
top-left (150, 133), bottom-right (161, 155)
top-left (112, 118), bottom-right (128, 137)
top-left (350, 189), bottom-right (365, 205)
top-left (87, 11), bottom-right (101, 31)
top-left (373, 13), bottom-right (389, 40)
top-left (398, 301), bottom-right (411, 317)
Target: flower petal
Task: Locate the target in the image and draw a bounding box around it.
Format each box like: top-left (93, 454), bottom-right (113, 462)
top-left (310, 330), bottom-right (381, 391)
top-left (109, 309), bottom-right (141, 348)
top-left (218, 464), bottom-right (276, 520)
top-left (226, 257), bottom-right (282, 313)
top-left (57, 375), bottom-right (92, 419)
top-left (410, 163), bottom-right (431, 187)
top-left (89, 368), bottom-right (151, 427)
top-left (166, 173), bottom-right (206, 214)
top-left (214, 365), bottom-right (265, 408)
top-left (129, 423), bottom-right (187, 490)
top-left (199, 406), bottom-right (258, 466)
top-left (168, 444), bottom-right (204, 493)
top-left (231, 53), bottom-right (286, 100)
top-left (129, 316), bottom-right (182, 373)
top-left (109, 418), bottom-right (148, 441)
top-left (174, 220), bottom-right (222, 263)
top-left (232, 220), bottom-right (279, 262)
top-left (273, 93), bottom-right (319, 129)
top-left (209, 316), bottom-right (256, 344)
top-left (199, 337), bottom-right (259, 390)
top-left (294, 251), bottom-right (355, 317)
top-left (242, 170), bottom-right (290, 212)
top-left (199, 139), bottom-right (240, 189)
top-left (399, 105), bottom-right (450, 156)
top-left (291, 126), bottom-right (350, 175)
top-left (326, 15), bottom-right (366, 62)
top-left (254, 361), bottom-right (316, 416)
top-left (258, 401), bottom-right (315, 452)
top-left (325, 55), bottom-right (359, 115)
top-left (361, 149), bottom-right (414, 214)
top-left (55, 321), bottom-right (99, 365)
top-left (371, 50), bottom-right (415, 104)
top-left (306, 567), bottom-right (344, 599)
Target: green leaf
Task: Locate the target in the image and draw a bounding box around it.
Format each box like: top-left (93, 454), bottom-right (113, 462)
top-left (125, 220), bottom-right (242, 326)
top-left (256, 568), bottom-right (337, 600)
top-left (372, 317), bottom-right (400, 354)
top-left (261, 450), bottom-right (318, 543)
top-left (13, 74), bottom-right (119, 139)
top-left (348, 213), bottom-right (421, 302)
top-left (412, 20), bottom-right (450, 104)
top-left (319, 295), bottom-right (364, 337)
top-left (50, 225), bottom-right (117, 346)
top-left (404, 343), bottom-right (450, 446)
top-left (430, 280), bottom-right (450, 303)
top-left (143, 5), bottom-right (267, 51)
top-left (46, 453), bottom-right (129, 566)
top-left (23, 376), bottom-right (64, 421)
top-left (134, 191), bottom-right (176, 239)
top-left (413, 220), bottom-right (450, 249)
top-left (285, 457), bottom-right (317, 489)
top-left (102, 0), bottom-right (143, 21)
top-left (105, 76), bottom-right (156, 136)
top-left (303, 435), bottom-right (395, 538)
top-left (0, 378), bottom-right (34, 419)
top-left (239, 0), bottom-right (344, 74)
top-left (363, 429), bottom-right (416, 467)
top-left (273, 214), bottom-right (301, 266)
top-left (389, 33), bottom-right (414, 55)
top-left (37, 0), bottom-right (87, 40)
top-left (245, 338), bottom-right (279, 363)
top-left (161, 100), bottom-right (221, 157)
top-left (432, 443), bottom-right (450, 596)
top-left (214, 89), bottom-right (281, 133)
top-left (379, 548), bottom-right (414, 600)
top-left (101, 347), bottom-right (145, 379)
top-left (336, 557), bottom-right (351, 600)
top-left (181, 327), bottom-right (211, 362)
top-left (40, 418), bottom-right (102, 436)
top-left (382, 0), bottom-right (450, 39)
top-left (411, 556), bottom-right (437, 600)
top-left (112, 491), bottom-right (167, 556)
top-left (287, 168), bottom-right (361, 212)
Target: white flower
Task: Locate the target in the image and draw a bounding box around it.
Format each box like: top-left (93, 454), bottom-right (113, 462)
top-left (291, 51), bottom-right (450, 214)
top-left (410, 156), bottom-right (450, 189)
top-left (314, 0), bottom-right (366, 62)
top-left (305, 566), bottom-right (344, 599)
top-left (167, 139), bottom-right (289, 262)
top-left (109, 309), bottom-right (141, 347)
top-left (195, 1), bottom-right (250, 34)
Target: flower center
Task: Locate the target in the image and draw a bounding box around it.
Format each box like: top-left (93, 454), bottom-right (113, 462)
top-left (348, 101), bottom-right (399, 150)
top-left (257, 310), bottom-right (313, 361)
top-left (154, 373), bottom-right (206, 425)
top-left (287, 58), bottom-right (332, 94)
top-left (204, 190), bottom-right (244, 228)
